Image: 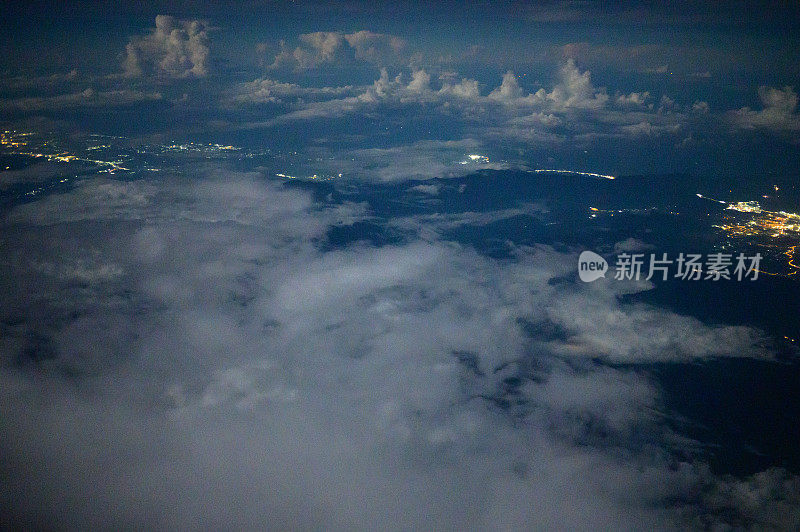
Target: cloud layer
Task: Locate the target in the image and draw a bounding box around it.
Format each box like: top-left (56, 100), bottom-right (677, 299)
top-left (1, 168), bottom-right (796, 528)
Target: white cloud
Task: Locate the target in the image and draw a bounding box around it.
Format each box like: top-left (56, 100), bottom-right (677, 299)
top-left (731, 85), bottom-right (800, 131)
top-left (314, 139), bottom-right (504, 182)
top-left (123, 15), bottom-right (210, 78)
top-left (0, 167), bottom-right (790, 528)
top-left (278, 31), bottom-right (346, 69)
top-left (229, 77), bottom-right (356, 104)
top-left (301, 32), bottom-right (344, 61)
top-left (406, 69), bottom-right (431, 92)
top-left (408, 184), bottom-right (441, 195)
top-left (488, 71), bottom-right (525, 101)
top-left (510, 111), bottom-right (563, 127)
top-left (613, 237), bottom-right (654, 253)
top-left (617, 91), bottom-right (650, 107)
top-left (543, 59), bottom-right (609, 109)
top-left (482, 61), bottom-right (608, 110)
top-left (344, 30), bottom-right (406, 63)
top-left (621, 120), bottom-right (657, 136)
top-left (438, 77), bottom-right (480, 99)
top-left (270, 30), bottom-right (406, 70)
top-left (221, 55), bottom-right (727, 166)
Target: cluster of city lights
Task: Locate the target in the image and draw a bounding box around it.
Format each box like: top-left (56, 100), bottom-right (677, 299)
top-left (714, 199), bottom-right (800, 276)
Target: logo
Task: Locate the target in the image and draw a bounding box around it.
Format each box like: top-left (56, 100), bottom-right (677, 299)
top-left (578, 251), bottom-right (608, 282)
top-left (577, 250), bottom-right (762, 282)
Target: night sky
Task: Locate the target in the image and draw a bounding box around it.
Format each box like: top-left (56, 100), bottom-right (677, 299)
top-left (2, 1), bottom-right (800, 529)
top-left (2, 1), bottom-right (800, 178)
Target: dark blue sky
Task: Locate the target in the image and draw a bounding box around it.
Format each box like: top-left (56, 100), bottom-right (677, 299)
top-left (2, 1), bottom-right (800, 179)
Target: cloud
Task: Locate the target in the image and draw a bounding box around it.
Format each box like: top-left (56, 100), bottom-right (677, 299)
top-left (270, 30), bottom-right (406, 70)
top-left (236, 67), bottom-right (477, 128)
top-left (438, 77), bottom-right (480, 99)
top-left (406, 69), bottom-right (431, 92)
top-left (123, 15), bottom-right (210, 78)
top-left (483, 62), bottom-right (608, 110)
top-left (256, 60), bottom-right (609, 119)
top-left (488, 71), bottom-right (525, 101)
top-left (300, 32), bottom-right (344, 61)
top-left (307, 139), bottom-right (505, 182)
top-left (510, 112), bottom-right (563, 127)
top-left (221, 59), bottom-right (692, 176)
top-left (1, 88), bottom-right (162, 112)
top-left (731, 85), bottom-right (800, 131)
top-left (343, 30), bottom-right (406, 63)
top-left (212, 48), bottom-right (768, 176)
top-left (0, 69), bottom-right (79, 91)
top-left (408, 184), bottom-right (440, 195)
top-left (620, 120), bottom-right (658, 136)
top-left (277, 31), bottom-right (346, 69)
top-left (543, 59), bottom-right (609, 109)
top-left (616, 91), bottom-right (650, 107)
top-left (613, 238), bottom-right (654, 254)
top-left (692, 100), bottom-right (710, 113)
top-left (0, 166), bottom-right (792, 528)
top-left (228, 77), bottom-right (357, 105)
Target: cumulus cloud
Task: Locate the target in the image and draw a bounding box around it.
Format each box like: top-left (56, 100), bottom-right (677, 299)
top-left (270, 30), bottom-right (406, 70)
top-left (466, 61), bottom-right (608, 110)
top-left (406, 69), bottom-right (431, 92)
top-left (542, 59), bottom-right (609, 109)
top-left (731, 85), bottom-right (800, 131)
top-left (438, 77), bottom-right (480, 99)
top-left (280, 31), bottom-right (346, 69)
top-left (300, 31), bottom-right (344, 61)
top-left (257, 60), bottom-right (609, 119)
top-left (617, 91), bottom-right (650, 107)
top-left (488, 71), bottom-right (525, 101)
top-left (123, 15), bottom-right (210, 78)
top-left (343, 30), bottom-right (406, 63)
top-left (222, 59), bottom-right (692, 173)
